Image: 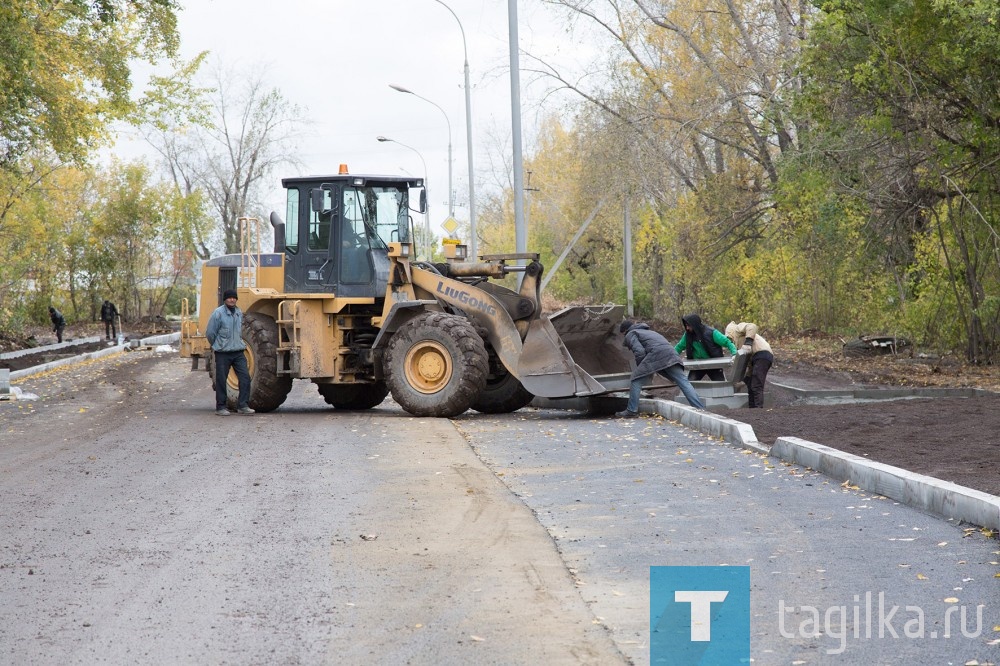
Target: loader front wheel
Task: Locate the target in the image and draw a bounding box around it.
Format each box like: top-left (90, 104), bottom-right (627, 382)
top-left (209, 312), bottom-right (292, 412)
top-left (317, 382), bottom-right (389, 410)
top-left (385, 313), bottom-right (488, 417)
top-left (471, 349), bottom-right (534, 414)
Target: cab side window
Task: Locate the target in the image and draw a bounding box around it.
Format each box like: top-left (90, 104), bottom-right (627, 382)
top-left (308, 189), bottom-right (332, 251)
top-left (285, 188), bottom-right (300, 253)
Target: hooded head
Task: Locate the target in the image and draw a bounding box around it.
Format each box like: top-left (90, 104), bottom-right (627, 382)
top-left (48, 306), bottom-right (55, 314)
top-left (682, 313), bottom-right (703, 333)
top-left (724, 321), bottom-right (739, 345)
top-left (619, 319), bottom-right (633, 334)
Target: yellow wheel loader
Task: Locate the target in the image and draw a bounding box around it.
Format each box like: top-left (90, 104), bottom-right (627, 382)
top-left (180, 168), bottom-right (630, 417)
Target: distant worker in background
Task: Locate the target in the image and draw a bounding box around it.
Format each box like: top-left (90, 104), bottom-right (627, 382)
top-left (100, 299), bottom-right (120, 341)
top-left (205, 289), bottom-right (253, 416)
top-left (675, 313), bottom-right (738, 381)
top-left (725, 321), bottom-right (774, 408)
top-left (48, 306), bottom-right (66, 343)
top-left (617, 319), bottom-right (706, 417)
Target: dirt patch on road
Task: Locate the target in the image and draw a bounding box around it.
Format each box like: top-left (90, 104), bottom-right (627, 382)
top-left (735, 394), bottom-right (1000, 497)
top-left (642, 335), bottom-right (1000, 497)
top-left (1, 321), bottom-right (177, 372)
top-left (0, 340), bottom-right (108, 372)
top-left (729, 337), bottom-right (1000, 497)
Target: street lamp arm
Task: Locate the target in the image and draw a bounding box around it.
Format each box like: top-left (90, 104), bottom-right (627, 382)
top-left (430, 0), bottom-right (477, 256)
top-left (387, 84), bottom-right (451, 139)
top-left (433, 0), bottom-right (468, 65)
top-left (388, 82), bottom-right (454, 217)
top-left (376, 136), bottom-right (427, 178)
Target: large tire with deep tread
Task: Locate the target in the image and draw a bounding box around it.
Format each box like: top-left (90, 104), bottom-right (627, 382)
top-left (471, 344), bottom-right (534, 414)
top-left (385, 313), bottom-right (488, 417)
top-left (208, 312), bottom-right (292, 412)
top-left (317, 382), bottom-right (389, 410)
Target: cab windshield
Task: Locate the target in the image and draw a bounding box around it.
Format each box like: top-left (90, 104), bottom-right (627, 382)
top-left (342, 185), bottom-right (411, 250)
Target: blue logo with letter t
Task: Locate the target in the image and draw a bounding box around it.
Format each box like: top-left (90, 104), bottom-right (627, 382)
top-left (650, 566), bottom-right (750, 665)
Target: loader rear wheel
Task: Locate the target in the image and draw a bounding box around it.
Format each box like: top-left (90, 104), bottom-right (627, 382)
top-left (209, 312), bottom-right (292, 412)
top-left (317, 382), bottom-right (389, 410)
top-left (385, 313), bottom-right (488, 417)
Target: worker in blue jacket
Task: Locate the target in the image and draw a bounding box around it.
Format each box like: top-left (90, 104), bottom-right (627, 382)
top-left (205, 289), bottom-right (253, 415)
top-left (617, 319), bottom-right (706, 417)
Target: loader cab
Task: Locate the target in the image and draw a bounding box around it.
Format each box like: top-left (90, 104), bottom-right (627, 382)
top-left (279, 173), bottom-right (424, 297)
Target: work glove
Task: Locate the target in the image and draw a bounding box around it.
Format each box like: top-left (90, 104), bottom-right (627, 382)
top-left (737, 347), bottom-right (749, 356)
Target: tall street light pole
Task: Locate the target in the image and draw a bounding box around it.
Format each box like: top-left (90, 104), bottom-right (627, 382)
top-left (376, 135), bottom-right (431, 259)
top-left (432, 0), bottom-right (477, 259)
top-left (388, 84), bottom-right (453, 221)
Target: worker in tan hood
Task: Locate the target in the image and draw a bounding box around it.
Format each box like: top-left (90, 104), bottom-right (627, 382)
top-left (724, 321), bottom-right (773, 408)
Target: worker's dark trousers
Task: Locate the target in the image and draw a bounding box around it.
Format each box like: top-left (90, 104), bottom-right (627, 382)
top-left (214, 350), bottom-right (251, 410)
top-left (104, 319), bottom-right (117, 339)
top-left (688, 367), bottom-right (726, 381)
top-left (745, 351), bottom-right (774, 408)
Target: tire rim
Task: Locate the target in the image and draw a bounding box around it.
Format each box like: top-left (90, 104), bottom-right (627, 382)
top-left (227, 347), bottom-right (255, 391)
top-left (404, 340), bottom-right (452, 394)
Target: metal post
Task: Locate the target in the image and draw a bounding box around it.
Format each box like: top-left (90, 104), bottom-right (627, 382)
top-left (540, 199), bottom-right (607, 293)
top-left (508, 0), bottom-right (526, 255)
top-left (624, 202), bottom-right (634, 316)
top-left (463, 58), bottom-right (477, 257)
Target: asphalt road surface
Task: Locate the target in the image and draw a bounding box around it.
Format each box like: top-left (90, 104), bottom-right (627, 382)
top-left (1, 349), bottom-right (998, 665)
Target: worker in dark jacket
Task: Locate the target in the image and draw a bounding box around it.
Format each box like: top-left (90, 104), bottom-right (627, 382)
top-left (100, 300), bottom-right (120, 340)
top-left (675, 313), bottom-right (737, 381)
top-left (48, 306), bottom-right (66, 343)
top-left (617, 319), bottom-right (706, 417)
top-left (205, 289), bottom-right (253, 416)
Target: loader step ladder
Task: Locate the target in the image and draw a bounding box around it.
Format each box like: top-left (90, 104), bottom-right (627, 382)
top-left (179, 297), bottom-right (208, 365)
top-left (276, 299), bottom-right (302, 376)
top-left (238, 216), bottom-right (263, 288)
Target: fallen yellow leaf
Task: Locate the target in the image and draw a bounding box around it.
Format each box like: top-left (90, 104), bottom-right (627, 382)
top-left (944, 597), bottom-right (959, 603)
top-left (917, 573), bottom-right (928, 580)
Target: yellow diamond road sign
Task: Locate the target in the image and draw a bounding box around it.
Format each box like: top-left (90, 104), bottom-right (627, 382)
top-left (441, 216), bottom-right (460, 236)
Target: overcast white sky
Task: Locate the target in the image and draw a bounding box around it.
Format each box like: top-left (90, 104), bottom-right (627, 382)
top-left (118, 0), bottom-right (603, 235)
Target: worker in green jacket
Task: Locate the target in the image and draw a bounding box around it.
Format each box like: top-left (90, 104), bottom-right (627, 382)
top-left (675, 313), bottom-right (737, 381)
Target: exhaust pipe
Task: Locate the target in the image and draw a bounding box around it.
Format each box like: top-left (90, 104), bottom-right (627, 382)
top-left (269, 211), bottom-right (285, 253)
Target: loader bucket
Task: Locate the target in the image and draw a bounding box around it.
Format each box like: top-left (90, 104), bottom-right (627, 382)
top-left (547, 305), bottom-right (631, 376)
top-left (515, 305), bottom-right (632, 398)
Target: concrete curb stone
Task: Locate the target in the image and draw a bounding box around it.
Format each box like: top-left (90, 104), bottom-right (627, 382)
top-left (10, 332), bottom-right (180, 381)
top-left (645, 396), bottom-right (999, 530)
top-left (641, 397), bottom-right (767, 454)
top-left (771, 436), bottom-right (1000, 531)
